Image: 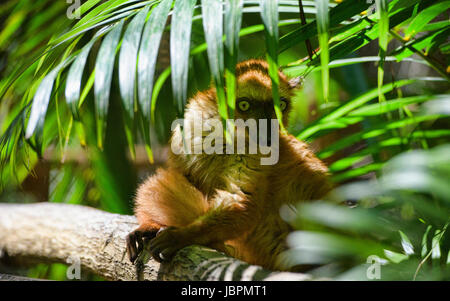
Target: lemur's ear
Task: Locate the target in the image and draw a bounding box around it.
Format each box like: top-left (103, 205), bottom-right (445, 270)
top-left (288, 76), bottom-right (304, 89)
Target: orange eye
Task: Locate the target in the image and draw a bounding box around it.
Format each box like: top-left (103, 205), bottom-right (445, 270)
top-left (238, 100), bottom-right (250, 112)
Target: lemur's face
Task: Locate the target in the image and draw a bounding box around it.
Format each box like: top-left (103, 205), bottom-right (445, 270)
top-left (233, 60), bottom-right (294, 127)
top-left (233, 79), bottom-right (292, 147)
top-left (234, 93), bottom-right (291, 123)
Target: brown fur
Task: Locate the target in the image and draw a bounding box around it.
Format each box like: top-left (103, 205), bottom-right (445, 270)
top-left (130, 59), bottom-right (331, 270)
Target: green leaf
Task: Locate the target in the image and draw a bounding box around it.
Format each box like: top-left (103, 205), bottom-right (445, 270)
top-left (73, 0), bottom-right (103, 17)
top-left (283, 56), bottom-right (428, 77)
top-left (286, 230), bottom-right (387, 263)
top-left (384, 249), bottom-right (408, 264)
top-left (137, 0), bottom-right (172, 123)
top-left (321, 80), bottom-right (413, 122)
top-left (304, 2), bottom-right (434, 70)
top-left (297, 79), bottom-right (415, 140)
top-left (425, 26), bottom-right (450, 55)
top-left (332, 162), bottom-right (385, 182)
top-left (137, 0), bottom-right (173, 163)
top-left (329, 18), bottom-right (372, 44)
top-left (392, 27), bottom-right (450, 60)
top-left (79, 69), bottom-right (96, 108)
top-left (316, 0), bottom-right (330, 103)
top-left (375, 0), bottom-right (389, 103)
top-left (71, 0), bottom-right (139, 31)
top-left (151, 66), bottom-right (172, 124)
top-left (328, 138), bottom-right (402, 173)
top-left (202, 0), bottom-right (226, 120)
top-left (404, 1), bottom-right (450, 40)
top-left (224, 0), bottom-right (243, 120)
top-left (328, 130), bottom-right (450, 173)
top-left (260, 0), bottom-right (285, 132)
top-left (118, 5), bottom-right (151, 159)
top-left (94, 20), bottom-right (124, 149)
top-left (240, 3), bottom-right (318, 14)
top-left (170, 0), bottom-right (196, 115)
top-left (294, 203), bottom-right (395, 238)
top-left (0, 7), bottom-right (27, 48)
top-left (279, 0), bottom-right (371, 53)
top-left (65, 43), bottom-right (94, 120)
top-left (399, 230), bottom-right (415, 255)
top-left (119, 5), bottom-right (150, 121)
top-left (190, 18), bottom-right (297, 56)
top-left (65, 27), bottom-right (111, 120)
top-left (25, 55), bottom-right (76, 139)
top-left (348, 95), bottom-right (432, 117)
top-left (422, 20), bottom-right (450, 32)
top-left (319, 115), bottom-right (448, 160)
top-left (202, 0), bottom-right (232, 141)
top-left (51, 5), bottom-right (134, 48)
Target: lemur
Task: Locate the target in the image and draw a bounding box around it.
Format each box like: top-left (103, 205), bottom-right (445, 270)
top-left (126, 59), bottom-right (332, 271)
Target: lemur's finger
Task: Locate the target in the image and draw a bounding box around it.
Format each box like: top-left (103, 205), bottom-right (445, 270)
top-left (135, 231), bottom-right (144, 255)
top-left (126, 232), bottom-right (138, 263)
top-left (160, 247), bottom-right (178, 262)
top-left (150, 244), bottom-right (164, 262)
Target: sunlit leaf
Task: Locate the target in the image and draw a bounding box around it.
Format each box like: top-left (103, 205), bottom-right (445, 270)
top-left (316, 0), bottom-right (329, 103)
top-left (65, 27), bottom-right (111, 120)
top-left (375, 0), bottom-right (389, 103)
top-left (170, 0), bottom-right (196, 115)
top-left (399, 230), bottom-right (415, 255)
top-left (297, 79), bottom-right (415, 140)
top-left (118, 5), bottom-right (151, 159)
top-left (224, 0), bottom-right (243, 120)
top-left (404, 1), bottom-right (450, 40)
top-left (137, 0), bottom-right (172, 124)
top-left (94, 20), bottom-right (124, 149)
top-left (279, 0), bottom-right (371, 53)
top-left (73, 0), bottom-right (103, 17)
top-left (25, 54), bottom-right (76, 139)
top-left (151, 67), bottom-right (172, 124)
top-left (347, 95), bottom-right (432, 116)
top-left (119, 5), bottom-right (150, 121)
top-left (319, 114), bottom-right (448, 159)
top-left (202, 0), bottom-right (227, 126)
top-left (260, 0), bottom-right (285, 132)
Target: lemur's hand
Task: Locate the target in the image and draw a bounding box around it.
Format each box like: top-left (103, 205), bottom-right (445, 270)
top-left (126, 228), bottom-right (158, 263)
top-left (148, 227), bottom-right (190, 262)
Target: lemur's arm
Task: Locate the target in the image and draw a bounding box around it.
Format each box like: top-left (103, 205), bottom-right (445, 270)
top-left (148, 189), bottom-right (259, 262)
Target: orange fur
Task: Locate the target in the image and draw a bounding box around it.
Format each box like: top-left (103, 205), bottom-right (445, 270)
top-left (135, 167), bottom-right (209, 228)
top-left (130, 59), bottom-right (331, 270)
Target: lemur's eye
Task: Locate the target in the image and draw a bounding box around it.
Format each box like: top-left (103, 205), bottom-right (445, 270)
top-left (238, 99), bottom-right (250, 112)
top-left (280, 98), bottom-right (288, 111)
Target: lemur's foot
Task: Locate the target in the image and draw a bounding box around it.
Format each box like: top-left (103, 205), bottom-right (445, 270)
top-left (126, 228), bottom-right (158, 263)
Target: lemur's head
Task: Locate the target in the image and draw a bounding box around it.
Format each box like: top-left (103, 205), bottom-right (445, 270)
top-left (182, 59), bottom-right (302, 151)
top-left (234, 59), bottom-right (302, 128)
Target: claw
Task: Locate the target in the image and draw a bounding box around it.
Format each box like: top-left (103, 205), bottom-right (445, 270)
top-left (126, 232), bottom-right (139, 263)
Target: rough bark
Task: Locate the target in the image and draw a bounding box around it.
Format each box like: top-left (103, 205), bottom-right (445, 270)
top-left (0, 203), bottom-right (312, 281)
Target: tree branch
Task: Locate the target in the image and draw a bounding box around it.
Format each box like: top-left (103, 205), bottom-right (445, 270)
top-left (0, 203), bottom-right (312, 281)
